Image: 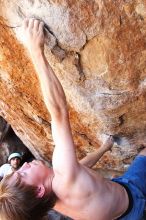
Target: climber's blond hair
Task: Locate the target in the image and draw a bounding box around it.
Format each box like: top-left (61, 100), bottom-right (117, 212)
top-left (0, 172), bottom-right (56, 220)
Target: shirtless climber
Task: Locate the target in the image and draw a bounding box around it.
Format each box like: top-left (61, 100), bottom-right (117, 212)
top-left (48, 136), bottom-right (113, 220)
top-left (0, 18), bottom-right (146, 220)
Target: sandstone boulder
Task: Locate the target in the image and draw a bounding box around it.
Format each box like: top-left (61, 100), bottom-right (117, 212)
top-left (0, 0), bottom-right (146, 173)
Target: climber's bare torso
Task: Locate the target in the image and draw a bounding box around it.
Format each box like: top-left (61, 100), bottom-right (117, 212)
top-left (53, 154), bottom-right (129, 220)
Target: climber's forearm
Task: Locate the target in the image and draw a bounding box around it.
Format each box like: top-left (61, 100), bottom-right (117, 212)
top-left (80, 147), bottom-right (107, 168)
top-left (31, 49), bottom-right (68, 120)
top-left (80, 136), bottom-right (114, 168)
top-left (22, 18), bottom-right (68, 120)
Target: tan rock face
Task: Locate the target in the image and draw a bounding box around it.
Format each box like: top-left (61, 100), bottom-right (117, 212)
top-left (0, 0), bottom-right (146, 172)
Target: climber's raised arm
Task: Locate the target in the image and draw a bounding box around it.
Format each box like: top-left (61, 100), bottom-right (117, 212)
top-left (22, 18), bottom-right (79, 180)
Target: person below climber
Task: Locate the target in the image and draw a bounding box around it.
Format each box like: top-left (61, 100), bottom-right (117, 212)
top-left (0, 18), bottom-right (146, 220)
top-left (0, 152), bottom-right (22, 181)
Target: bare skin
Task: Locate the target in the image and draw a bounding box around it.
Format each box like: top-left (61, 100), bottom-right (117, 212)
top-left (10, 157), bottom-right (21, 171)
top-left (80, 136), bottom-right (114, 168)
top-left (139, 148), bottom-right (146, 156)
top-left (0, 157), bottom-right (21, 181)
top-left (20, 19), bottom-right (129, 220)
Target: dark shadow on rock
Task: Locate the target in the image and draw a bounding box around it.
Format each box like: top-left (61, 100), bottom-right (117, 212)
top-left (0, 116), bottom-right (35, 165)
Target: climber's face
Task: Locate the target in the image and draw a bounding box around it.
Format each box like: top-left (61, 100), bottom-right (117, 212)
top-left (17, 160), bottom-right (51, 186)
top-left (10, 160), bottom-right (54, 198)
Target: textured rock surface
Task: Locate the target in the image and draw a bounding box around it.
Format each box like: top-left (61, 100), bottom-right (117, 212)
top-left (0, 116), bottom-right (34, 166)
top-left (0, 0), bottom-right (146, 172)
